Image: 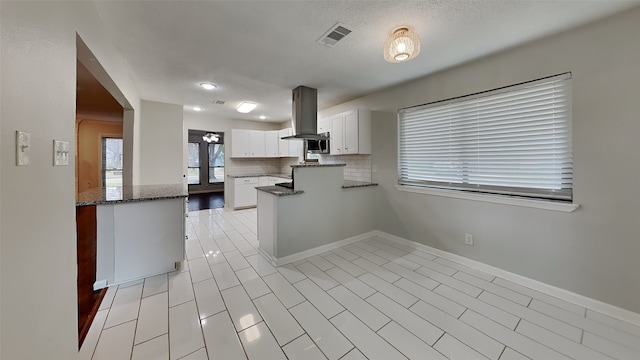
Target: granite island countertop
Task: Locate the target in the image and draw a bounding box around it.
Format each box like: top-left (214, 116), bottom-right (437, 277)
top-left (342, 180), bottom-right (378, 189)
top-left (257, 180), bottom-right (377, 196)
top-left (255, 186), bottom-right (304, 196)
top-left (76, 184), bottom-right (187, 206)
top-left (290, 163), bottom-right (346, 168)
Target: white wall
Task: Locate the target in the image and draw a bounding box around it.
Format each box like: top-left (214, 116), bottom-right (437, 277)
top-left (321, 7), bottom-right (640, 313)
top-left (139, 100), bottom-right (184, 186)
top-left (0, 1), bottom-right (140, 358)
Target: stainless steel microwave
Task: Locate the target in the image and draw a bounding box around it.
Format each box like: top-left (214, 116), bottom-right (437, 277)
top-left (306, 133), bottom-right (330, 154)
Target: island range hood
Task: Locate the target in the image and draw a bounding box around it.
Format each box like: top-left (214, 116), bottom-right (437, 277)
top-left (281, 86), bottom-right (330, 140)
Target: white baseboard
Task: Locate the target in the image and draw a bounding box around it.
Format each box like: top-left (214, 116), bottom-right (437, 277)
top-left (269, 231), bottom-right (378, 267)
top-left (257, 247), bottom-right (277, 267)
top-left (252, 229), bottom-right (640, 327)
top-left (93, 279), bottom-right (108, 290)
top-left (374, 230), bottom-right (640, 327)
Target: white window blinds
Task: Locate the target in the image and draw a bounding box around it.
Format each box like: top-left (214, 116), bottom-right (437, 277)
top-left (398, 73), bottom-right (572, 201)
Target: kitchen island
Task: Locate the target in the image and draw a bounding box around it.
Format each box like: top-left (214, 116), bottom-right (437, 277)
top-left (77, 184), bottom-right (187, 289)
top-left (256, 164), bottom-right (378, 265)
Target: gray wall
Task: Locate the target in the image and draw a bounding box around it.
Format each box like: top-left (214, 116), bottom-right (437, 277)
top-left (275, 166), bottom-right (378, 258)
top-left (0, 1), bottom-right (141, 358)
top-left (140, 100), bottom-right (184, 185)
top-left (320, 7), bottom-right (640, 313)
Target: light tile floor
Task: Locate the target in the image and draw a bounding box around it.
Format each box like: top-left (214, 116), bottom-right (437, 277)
top-left (80, 207), bottom-right (640, 360)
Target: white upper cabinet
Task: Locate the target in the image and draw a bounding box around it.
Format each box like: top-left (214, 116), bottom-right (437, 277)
top-left (232, 128), bottom-right (300, 158)
top-left (265, 130), bottom-right (279, 158)
top-left (329, 109), bottom-right (371, 155)
top-left (249, 130), bottom-right (266, 157)
top-left (231, 129), bottom-right (250, 157)
top-left (318, 117), bottom-right (331, 133)
top-left (278, 128), bottom-right (302, 157)
top-left (330, 114), bottom-right (344, 155)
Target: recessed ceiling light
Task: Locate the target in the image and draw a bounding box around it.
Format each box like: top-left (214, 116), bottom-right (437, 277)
top-left (259, 115), bottom-right (266, 120)
top-left (193, 106), bottom-right (202, 111)
top-left (237, 102), bottom-right (257, 113)
top-left (200, 83), bottom-right (217, 90)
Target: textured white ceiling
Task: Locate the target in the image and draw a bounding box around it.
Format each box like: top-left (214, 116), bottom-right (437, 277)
top-left (93, 0), bottom-right (638, 123)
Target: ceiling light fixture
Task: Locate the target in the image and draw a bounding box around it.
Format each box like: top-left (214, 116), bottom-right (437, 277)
top-left (383, 27), bottom-right (420, 63)
top-left (237, 102), bottom-right (257, 113)
top-left (193, 106), bottom-right (202, 111)
top-left (200, 83), bottom-right (217, 90)
top-left (202, 132), bottom-right (220, 143)
top-left (259, 115), bottom-right (266, 120)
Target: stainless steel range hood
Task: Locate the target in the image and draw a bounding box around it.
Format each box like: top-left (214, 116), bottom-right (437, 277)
top-left (281, 86), bottom-right (329, 140)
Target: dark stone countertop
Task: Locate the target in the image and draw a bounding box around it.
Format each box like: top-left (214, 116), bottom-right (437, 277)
top-left (227, 173), bottom-right (292, 179)
top-left (76, 184), bottom-right (187, 206)
top-left (255, 186), bottom-right (304, 196)
top-left (291, 163), bottom-right (346, 168)
top-left (342, 181), bottom-right (379, 189)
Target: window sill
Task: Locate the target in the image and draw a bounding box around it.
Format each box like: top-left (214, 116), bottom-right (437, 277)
top-left (395, 185), bottom-right (579, 213)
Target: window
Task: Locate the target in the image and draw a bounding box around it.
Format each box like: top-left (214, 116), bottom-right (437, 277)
top-left (208, 143), bottom-right (225, 183)
top-left (102, 137), bottom-right (123, 199)
top-left (398, 73), bottom-right (572, 201)
top-left (188, 142), bottom-right (200, 185)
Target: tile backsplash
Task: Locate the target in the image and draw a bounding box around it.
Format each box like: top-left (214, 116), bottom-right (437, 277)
top-left (226, 158), bottom-right (282, 176)
top-left (229, 154), bottom-right (372, 182)
top-left (322, 154), bottom-right (372, 182)
top-left (278, 154), bottom-right (372, 182)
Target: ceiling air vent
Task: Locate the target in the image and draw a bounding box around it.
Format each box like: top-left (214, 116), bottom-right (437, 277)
top-left (317, 23), bottom-right (352, 47)
top-left (211, 99), bottom-right (226, 105)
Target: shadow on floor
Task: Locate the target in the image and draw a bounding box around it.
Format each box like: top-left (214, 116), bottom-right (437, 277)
top-left (188, 192), bottom-right (224, 211)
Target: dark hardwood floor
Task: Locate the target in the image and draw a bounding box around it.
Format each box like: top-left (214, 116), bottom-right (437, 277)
top-left (76, 205), bottom-right (106, 348)
top-left (188, 192), bottom-right (225, 211)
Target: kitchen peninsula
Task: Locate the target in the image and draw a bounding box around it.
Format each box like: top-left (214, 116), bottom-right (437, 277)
top-left (256, 164), bottom-right (378, 265)
top-left (77, 184), bottom-right (187, 289)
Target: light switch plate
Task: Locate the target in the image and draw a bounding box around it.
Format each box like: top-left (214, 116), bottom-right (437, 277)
top-left (53, 140), bottom-right (70, 166)
top-left (16, 131), bottom-right (31, 166)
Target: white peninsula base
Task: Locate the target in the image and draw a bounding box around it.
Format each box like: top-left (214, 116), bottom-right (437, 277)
top-left (257, 164), bottom-right (378, 266)
top-left (93, 197), bottom-right (186, 289)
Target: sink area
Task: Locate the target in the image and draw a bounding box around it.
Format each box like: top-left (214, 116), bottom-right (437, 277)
top-left (275, 182), bottom-right (293, 189)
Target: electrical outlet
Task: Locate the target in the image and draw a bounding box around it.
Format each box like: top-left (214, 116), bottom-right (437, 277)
top-left (372, 165), bottom-right (378, 173)
top-left (464, 233), bottom-right (474, 246)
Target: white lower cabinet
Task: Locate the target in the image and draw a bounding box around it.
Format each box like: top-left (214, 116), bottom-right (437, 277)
top-left (95, 198), bottom-right (186, 287)
top-left (233, 177), bottom-right (259, 208)
top-left (230, 176), bottom-right (289, 209)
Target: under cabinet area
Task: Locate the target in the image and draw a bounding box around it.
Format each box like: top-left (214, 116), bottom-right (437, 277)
top-left (231, 128), bottom-right (301, 158)
top-left (228, 175), bottom-right (290, 209)
top-left (330, 109), bottom-right (371, 155)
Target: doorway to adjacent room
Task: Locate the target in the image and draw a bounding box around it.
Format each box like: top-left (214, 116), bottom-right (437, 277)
top-left (187, 129), bottom-right (225, 209)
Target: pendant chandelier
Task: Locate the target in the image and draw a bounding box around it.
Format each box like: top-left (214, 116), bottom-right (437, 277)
top-left (202, 132), bottom-right (220, 143)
